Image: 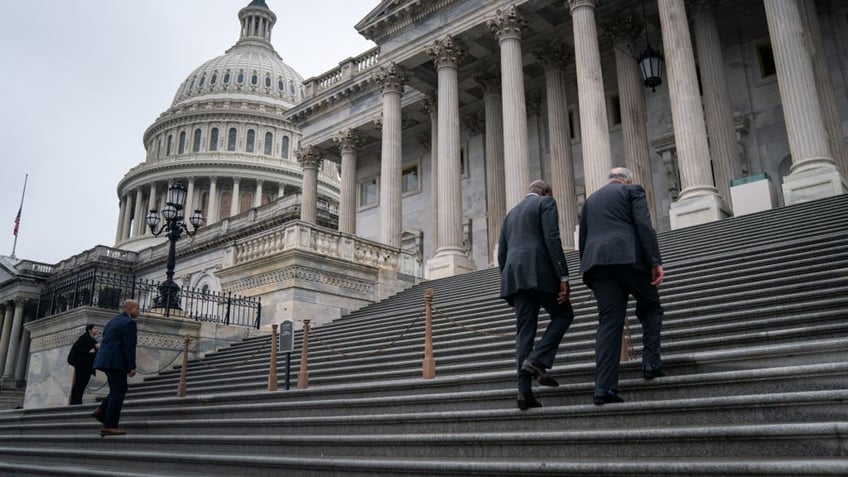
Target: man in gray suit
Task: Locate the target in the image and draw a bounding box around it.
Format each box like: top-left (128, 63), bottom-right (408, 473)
top-left (499, 180), bottom-right (574, 410)
top-left (579, 167), bottom-right (665, 406)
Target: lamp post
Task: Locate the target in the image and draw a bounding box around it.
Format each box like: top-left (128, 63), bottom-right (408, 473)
top-left (145, 181), bottom-right (203, 316)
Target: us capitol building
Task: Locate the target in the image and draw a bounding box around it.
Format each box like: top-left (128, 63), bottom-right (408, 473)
top-left (1, 0), bottom-right (846, 408)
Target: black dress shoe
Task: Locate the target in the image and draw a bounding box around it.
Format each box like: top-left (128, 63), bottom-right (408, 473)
top-left (593, 391), bottom-right (624, 406)
top-left (643, 363), bottom-right (666, 380)
top-left (517, 393), bottom-right (543, 410)
top-left (520, 360), bottom-right (559, 387)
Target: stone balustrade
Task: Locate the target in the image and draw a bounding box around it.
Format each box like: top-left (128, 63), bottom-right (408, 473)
top-left (303, 47), bottom-right (381, 99)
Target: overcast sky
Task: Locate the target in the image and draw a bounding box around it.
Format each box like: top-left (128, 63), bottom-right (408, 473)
top-left (0, 0), bottom-right (377, 264)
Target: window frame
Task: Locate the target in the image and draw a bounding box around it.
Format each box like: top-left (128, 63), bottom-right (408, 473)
top-left (357, 175), bottom-right (379, 210)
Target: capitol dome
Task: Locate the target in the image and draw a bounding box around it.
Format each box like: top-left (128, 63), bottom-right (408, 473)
top-left (171, 0), bottom-right (304, 109)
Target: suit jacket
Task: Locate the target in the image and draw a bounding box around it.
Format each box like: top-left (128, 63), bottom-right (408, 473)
top-left (93, 312), bottom-right (137, 373)
top-left (578, 182), bottom-right (661, 277)
top-left (68, 333), bottom-right (98, 376)
top-left (498, 193), bottom-right (569, 303)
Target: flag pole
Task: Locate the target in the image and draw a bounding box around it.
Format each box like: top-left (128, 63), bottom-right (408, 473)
top-left (11, 174), bottom-right (28, 259)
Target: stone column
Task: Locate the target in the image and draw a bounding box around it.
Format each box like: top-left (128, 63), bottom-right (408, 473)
top-left (798, 0), bottom-right (848, 181)
top-left (296, 145), bottom-right (322, 224)
top-left (253, 179), bottom-right (263, 208)
top-left (133, 188), bottom-right (145, 237)
top-left (604, 15), bottom-right (659, 225)
top-left (690, 0), bottom-right (741, 208)
top-left (114, 197), bottom-right (125, 244)
top-left (146, 183), bottom-right (157, 235)
top-left (14, 328), bottom-right (29, 381)
top-left (476, 73), bottom-right (508, 262)
top-left (230, 177), bottom-right (241, 217)
top-left (185, 177), bottom-right (196, 215)
top-left (658, 0), bottom-right (728, 228)
top-left (333, 129), bottom-right (361, 235)
top-left (278, 182), bottom-right (285, 200)
top-left (764, 0), bottom-right (844, 204)
top-left (208, 177), bottom-right (219, 224)
top-left (488, 6), bottom-right (530, 210)
top-left (425, 36), bottom-right (476, 279)
top-left (568, 0), bottom-right (613, 196)
top-left (121, 195), bottom-right (133, 241)
top-left (3, 300), bottom-right (25, 377)
top-left (374, 63), bottom-right (405, 248)
top-left (423, 95), bottom-right (439, 253)
top-left (0, 303), bottom-right (14, 374)
top-left (535, 40), bottom-right (579, 249)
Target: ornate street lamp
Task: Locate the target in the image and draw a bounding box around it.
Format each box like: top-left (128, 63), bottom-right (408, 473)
top-left (146, 181), bottom-right (204, 315)
top-left (638, 0), bottom-right (664, 92)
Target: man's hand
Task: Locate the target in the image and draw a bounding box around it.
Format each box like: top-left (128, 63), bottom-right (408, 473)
top-left (650, 265), bottom-right (665, 287)
top-left (128, 369), bottom-right (136, 378)
top-left (557, 280), bottom-right (571, 304)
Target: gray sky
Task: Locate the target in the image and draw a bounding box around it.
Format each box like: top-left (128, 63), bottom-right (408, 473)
top-left (0, 0), bottom-right (376, 264)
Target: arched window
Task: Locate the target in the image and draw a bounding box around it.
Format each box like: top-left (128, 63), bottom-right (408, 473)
top-left (199, 74), bottom-right (205, 87)
top-left (157, 138), bottom-right (162, 157)
top-left (223, 71), bottom-right (231, 84)
top-left (278, 78), bottom-right (285, 91)
top-left (264, 75), bottom-right (271, 88)
top-left (166, 134), bottom-right (173, 155)
top-left (246, 129), bottom-right (255, 153)
top-left (281, 136), bottom-right (289, 158)
top-left (289, 81), bottom-right (295, 95)
top-left (211, 72), bottom-right (218, 85)
top-left (261, 194), bottom-right (272, 206)
top-left (189, 76), bottom-right (196, 89)
top-left (178, 131), bottom-right (186, 154)
top-left (239, 191), bottom-right (252, 213)
top-left (209, 128), bottom-right (219, 151)
top-left (220, 191), bottom-right (232, 218)
top-left (251, 73), bottom-right (258, 86)
top-left (227, 128), bottom-right (237, 151)
top-left (199, 191), bottom-right (209, 217)
top-left (193, 129), bottom-right (201, 152)
top-left (237, 71), bottom-right (244, 84)
top-left (264, 132), bottom-right (273, 155)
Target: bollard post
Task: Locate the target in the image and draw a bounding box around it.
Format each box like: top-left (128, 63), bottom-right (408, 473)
top-left (268, 324), bottom-right (279, 391)
top-left (422, 288), bottom-right (436, 379)
top-left (177, 335), bottom-right (191, 397)
top-left (620, 318), bottom-right (633, 363)
top-left (296, 319), bottom-right (310, 389)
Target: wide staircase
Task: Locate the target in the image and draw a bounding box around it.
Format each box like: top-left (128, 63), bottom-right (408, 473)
top-left (0, 194), bottom-right (846, 476)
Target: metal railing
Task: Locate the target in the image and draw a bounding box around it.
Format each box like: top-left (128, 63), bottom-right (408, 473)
top-left (36, 271), bottom-right (261, 329)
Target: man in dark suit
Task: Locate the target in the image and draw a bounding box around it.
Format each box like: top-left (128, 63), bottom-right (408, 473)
top-left (499, 180), bottom-right (574, 410)
top-left (579, 167), bottom-right (665, 406)
top-left (68, 324), bottom-right (99, 405)
top-left (91, 299), bottom-right (139, 436)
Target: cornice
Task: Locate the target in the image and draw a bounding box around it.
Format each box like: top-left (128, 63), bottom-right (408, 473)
top-left (357, 0), bottom-right (460, 43)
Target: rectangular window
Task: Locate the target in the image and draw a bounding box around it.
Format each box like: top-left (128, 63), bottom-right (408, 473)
top-left (402, 164), bottom-right (420, 195)
top-left (227, 128), bottom-right (237, 151)
top-left (246, 129), bottom-right (255, 153)
top-left (756, 43), bottom-right (776, 79)
top-left (358, 177), bottom-right (378, 209)
top-left (209, 128), bottom-right (219, 151)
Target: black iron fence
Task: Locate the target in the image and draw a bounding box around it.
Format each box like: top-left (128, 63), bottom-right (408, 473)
top-left (36, 271), bottom-right (261, 329)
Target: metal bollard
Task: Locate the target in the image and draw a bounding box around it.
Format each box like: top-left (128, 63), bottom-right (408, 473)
top-left (422, 288), bottom-right (436, 379)
top-left (268, 324), bottom-right (279, 391)
top-left (177, 335), bottom-right (191, 397)
top-left (296, 319), bottom-right (310, 389)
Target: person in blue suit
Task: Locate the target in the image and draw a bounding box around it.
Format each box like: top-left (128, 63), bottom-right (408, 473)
top-left (91, 299), bottom-right (138, 436)
top-left (579, 167), bottom-right (666, 406)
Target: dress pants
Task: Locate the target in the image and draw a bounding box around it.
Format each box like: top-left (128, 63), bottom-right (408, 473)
top-left (69, 367), bottom-right (93, 405)
top-left (586, 265), bottom-right (663, 396)
top-left (97, 369), bottom-right (128, 429)
top-left (513, 289), bottom-right (575, 395)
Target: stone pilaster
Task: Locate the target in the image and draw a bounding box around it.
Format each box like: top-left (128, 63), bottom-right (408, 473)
top-left (535, 40), bottom-right (579, 248)
top-left (333, 128), bottom-right (362, 234)
top-left (3, 300), bottom-right (25, 377)
top-left (476, 73), bottom-right (507, 262)
top-left (764, 0), bottom-right (844, 204)
top-left (254, 179), bottom-right (263, 208)
top-left (373, 62), bottom-right (405, 248)
top-left (230, 177), bottom-right (241, 218)
top-left (568, 0), bottom-right (613, 196)
top-left (658, 0), bottom-right (728, 229)
top-left (0, 303), bottom-right (14, 374)
top-left (295, 145), bottom-right (323, 224)
top-left (425, 36), bottom-right (476, 279)
top-left (423, 95), bottom-right (439, 253)
top-left (488, 6), bottom-right (530, 210)
top-left (604, 15), bottom-right (659, 226)
top-left (133, 188), bottom-right (145, 237)
top-left (120, 194), bottom-right (132, 241)
top-left (690, 0), bottom-right (741, 209)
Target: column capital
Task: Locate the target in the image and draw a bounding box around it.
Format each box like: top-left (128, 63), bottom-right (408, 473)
top-left (210, 176), bottom-right (218, 184)
top-left (568, 0), bottom-right (598, 14)
top-left (534, 39), bottom-right (573, 70)
top-left (422, 92), bottom-right (437, 117)
top-left (255, 178), bottom-right (263, 186)
top-left (12, 297), bottom-right (25, 307)
top-left (295, 145), bottom-right (324, 169)
top-left (527, 90), bottom-right (543, 116)
top-left (333, 128), bottom-right (362, 153)
top-left (232, 177), bottom-right (241, 185)
top-left (488, 5), bottom-right (526, 42)
top-left (373, 62), bottom-right (406, 95)
top-left (372, 113), bottom-right (383, 131)
top-left (602, 14), bottom-right (644, 45)
top-left (474, 72), bottom-right (501, 93)
top-left (427, 35), bottom-right (465, 69)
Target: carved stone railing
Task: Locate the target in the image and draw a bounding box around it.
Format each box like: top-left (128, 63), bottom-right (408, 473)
top-left (224, 220), bottom-right (422, 277)
top-left (303, 47), bottom-right (381, 99)
top-left (51, 246), bottom-right (138, 275)
top-left (15, 260), bottom-right (55, 275)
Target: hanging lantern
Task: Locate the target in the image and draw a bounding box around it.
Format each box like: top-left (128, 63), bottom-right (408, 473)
top-left (639, 44), bottom-right (663, 92)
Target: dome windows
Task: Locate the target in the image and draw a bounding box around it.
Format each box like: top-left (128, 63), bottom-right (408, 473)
top-left (227, 128), bottom-right (237, 151)
top-left (199, 74), bottom-right (206, 88)
top-left (264, 132), bottom-right (273, 155)
top-left (166, 134), bottom-right (173, 155)
top-left (246, 129), bottom-right (256, 153)
top-left (281, 135), bottom-right (289, 159)
top-left (264, 75), bottom-right (271, 88)
top-left (178, 131), bottom-right (186, 154)
top-left (193, 129), bottom-right (202, 152)
top-left (209, 128), bottom-right (219, 151)
top-left (278, 78), bottom-right (285, 91)
top-left (223, 71), bottom-right (231, 84)
top-left (211, 72), bottom-right (218, 85)
top-left (237, 70), bottom-right (245, 84)
top-left (251, 72), bottom-right (258, 86)
top-left (289, 81), bottom-right (295, 96)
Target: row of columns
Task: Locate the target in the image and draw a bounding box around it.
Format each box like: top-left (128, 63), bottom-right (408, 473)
top-left (300, 0), bottom-right (846, 267)
top-left (0, 300), bottom-right (30, 383)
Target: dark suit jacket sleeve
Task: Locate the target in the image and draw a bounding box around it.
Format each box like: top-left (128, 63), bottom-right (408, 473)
top-left (629, 185), bottom-right (662, 266)
top-left (123, 320), bottom-right (138, 371)
top-left (497, 219), bottom-right (508, 273)
top-left (540, 196), bottom-right (569, 278)
top-left (578, 201), bottom-right (588, 259)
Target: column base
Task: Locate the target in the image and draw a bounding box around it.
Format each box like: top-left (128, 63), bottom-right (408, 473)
top-left (669, 192), bottom-right (731, 230)
top-left (781, 165), bottom-right (847, 205)
top-left (425, 250), bottom-right (476, 279)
